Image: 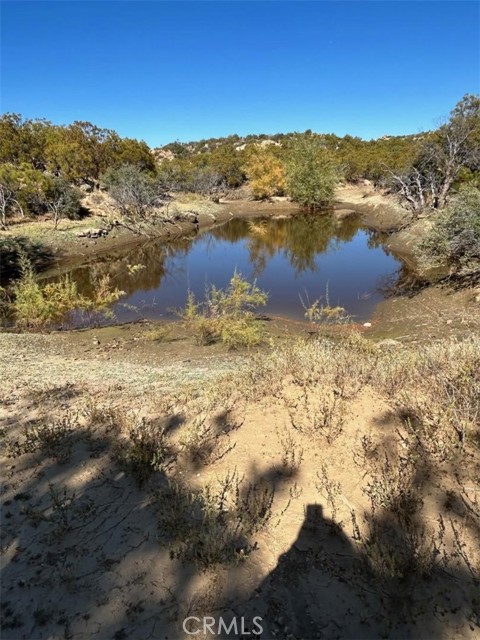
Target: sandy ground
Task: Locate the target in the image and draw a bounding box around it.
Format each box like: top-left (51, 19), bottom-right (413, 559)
top-left (1, 324), bottom-right (479, 639)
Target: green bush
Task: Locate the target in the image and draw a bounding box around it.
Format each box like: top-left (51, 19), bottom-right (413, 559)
top-left (181, 272), bottom-right (268, 349)
top-left (45, 177), bottom-right (82, 228)
top-left (11, 257), bottom-right (125, 330)
top-left (285, 136), bottom-right (338, 209)
top-left (420, 185), bottom-right (480, 275)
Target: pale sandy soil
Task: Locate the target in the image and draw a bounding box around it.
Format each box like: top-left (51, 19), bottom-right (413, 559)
top-left (1, 322), bottom-right (479, 639)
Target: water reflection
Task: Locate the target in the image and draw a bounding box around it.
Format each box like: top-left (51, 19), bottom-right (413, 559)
top-left (49, 213), bottom-right (405, 323)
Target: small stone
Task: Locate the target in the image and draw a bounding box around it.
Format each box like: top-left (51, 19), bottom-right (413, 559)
top-left (377, 339), bottom-right (401, 348)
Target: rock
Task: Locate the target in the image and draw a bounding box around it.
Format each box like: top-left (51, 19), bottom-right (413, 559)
top-left (363, 322), bottom-right (372, 328)
top-left (377, 339), bottom-right (401, 348)
top-left (184, 211), bottom-right (199, 224)
top-left (76, 227), bottom-right (109, 239)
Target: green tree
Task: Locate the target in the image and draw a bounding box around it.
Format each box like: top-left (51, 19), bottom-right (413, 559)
top-left (285, 136), bottom-right (337, 209)
top-left (0, 163), bottom-right (53, 225)
top-left (113, 138), bottom-right (156, 173)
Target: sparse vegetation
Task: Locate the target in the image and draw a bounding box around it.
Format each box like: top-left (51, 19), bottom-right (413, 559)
top-left (158, 471), bottom-right (275, 568)
top-left (2, 327), bottom-right (479, 637)
top-left (9, 256), bottom-right (125, 330)
top-left (113, 414), bottom-right (173, 486)
top-left (102, 163), bottom-right (167, 223)
top-left (302, 287), bottom-right (352, 327)
top-left (7, 414), bottom-right (76, 463)
top-left (420, 184), bottom-right (480, 279)
top-left (276, 426), bottom-right (304, 476)
top-left (181, 271), bottom-right (268, 349)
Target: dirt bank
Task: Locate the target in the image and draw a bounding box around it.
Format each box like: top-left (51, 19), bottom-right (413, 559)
top-left (1, 194), bottom-right (305, 279)
top-left (0, 196), bottom-right (228, 267)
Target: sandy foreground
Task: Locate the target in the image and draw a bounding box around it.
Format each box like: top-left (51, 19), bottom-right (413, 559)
top-left (1, 314), bottom-right (479, 639)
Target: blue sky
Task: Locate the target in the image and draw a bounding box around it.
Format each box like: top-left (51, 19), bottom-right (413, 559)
top-left (1, 1), bottom-right (479, 146)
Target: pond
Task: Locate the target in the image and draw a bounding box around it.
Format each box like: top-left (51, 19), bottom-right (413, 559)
top-left (52, 212), bottom-right (406, 325)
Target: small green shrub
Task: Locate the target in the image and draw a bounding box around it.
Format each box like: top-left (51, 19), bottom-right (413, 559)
top-left (181, 271), bottom-right (268, 349)
top-left (219, 316), bottom-right (265, 349)
top-left (420, 185), bottom-right (480, 276)
top-left (144, 324), bottom-right (173, 343)
top-left (10, 257), bottom-right (125, 330)
top-left (302, 286), bottom-right (352, 327)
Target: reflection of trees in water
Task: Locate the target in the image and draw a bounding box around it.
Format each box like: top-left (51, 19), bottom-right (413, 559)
top-left (52, 214), bottom-right (404, 309)
top-left (63, 236), bottom-right (196, 299)
top-left (211, 214), bottom-right (362, 276)
top-left (365, 228), bottom-right (391, 251)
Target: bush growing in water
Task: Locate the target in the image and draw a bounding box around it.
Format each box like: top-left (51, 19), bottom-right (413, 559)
top-left (420, 185), bottom-right (480, 277)
top-left (181, 271), bottom-right (268, 349)
top-left (11, 257), bottom-right (125, 330)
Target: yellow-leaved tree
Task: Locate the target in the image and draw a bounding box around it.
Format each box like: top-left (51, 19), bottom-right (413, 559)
top-left (245, 146), bottom-right (286, 199)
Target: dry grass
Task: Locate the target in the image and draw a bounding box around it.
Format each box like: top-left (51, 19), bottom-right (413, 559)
top-left (158, 471), bottom-right (275, 569)
top-left (2, 327), bottom-right (479, 637)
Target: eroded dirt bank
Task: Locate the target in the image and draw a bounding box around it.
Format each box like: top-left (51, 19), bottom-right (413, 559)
top-left (1, 194), bottom-right (303, 277)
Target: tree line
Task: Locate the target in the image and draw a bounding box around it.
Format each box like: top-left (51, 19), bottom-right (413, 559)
top-left (0, 115), bottom-right (155, 228)
top-left (157, 94), bottom-right (479, 212)
top-left (0, 95), bottom-right (478, 230)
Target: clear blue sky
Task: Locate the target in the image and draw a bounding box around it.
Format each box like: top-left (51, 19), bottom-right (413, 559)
top-left (1, 1), bottom-right (479, 146)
